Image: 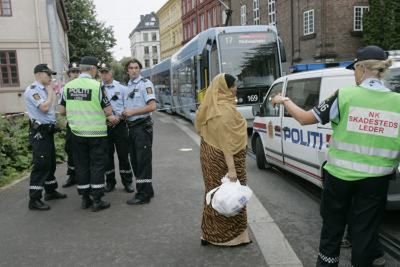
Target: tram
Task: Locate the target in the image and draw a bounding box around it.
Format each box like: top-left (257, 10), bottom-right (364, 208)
top-left (151, 25), bottom-right (285, 126)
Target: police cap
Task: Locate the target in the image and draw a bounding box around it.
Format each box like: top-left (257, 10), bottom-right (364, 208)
top-left (346, 45), bottom-right (389, 70)
top-left (34, 64), bottom-right (57, 75)
top-left (80, 56), bottom-right (99, 67)
top-left (68, 62), bottom-right (79, 70)
top-left (98, 62), bottom-right (111, 72)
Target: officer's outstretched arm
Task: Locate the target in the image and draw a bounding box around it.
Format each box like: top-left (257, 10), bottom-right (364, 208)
top-left (272, 94), bottom-right (317, 125)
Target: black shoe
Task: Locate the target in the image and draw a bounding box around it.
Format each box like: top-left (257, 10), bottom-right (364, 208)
top-left (81, 196), bottom-right (93, 209)
top-left (123, 184), bottom-right (134, 193)
top-left (105, 184), bottom-right (115, 193)
top-left (92, 200), bottom-right (111, 212)
top-left (126, 197), bottom-right (150, 205)
top-left (62, 177), bottom-right (76, 188)
top-left (201, 239), bottom-right (210, 246)
top-left (29, 199), bottom-right (50, 211)
top-left (44, 191), bottom-right (67, 201)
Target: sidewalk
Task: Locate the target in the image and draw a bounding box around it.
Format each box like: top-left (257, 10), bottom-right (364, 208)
top-left (0, 113), bottom-right (301, 267)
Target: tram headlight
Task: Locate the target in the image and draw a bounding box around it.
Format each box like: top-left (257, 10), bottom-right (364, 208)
top-left (237, 97), bottom-right (243, 104)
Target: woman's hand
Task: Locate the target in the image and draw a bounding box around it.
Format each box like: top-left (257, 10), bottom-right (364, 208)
top-left (227, 171), bottom-right (238, 182)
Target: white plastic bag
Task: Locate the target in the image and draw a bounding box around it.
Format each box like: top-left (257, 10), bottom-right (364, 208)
top-left (205, 175), bottom-right (253, 217)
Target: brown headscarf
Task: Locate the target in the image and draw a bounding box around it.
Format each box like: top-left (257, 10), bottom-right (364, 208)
top-left (195, 73), bottom-right (247, 155)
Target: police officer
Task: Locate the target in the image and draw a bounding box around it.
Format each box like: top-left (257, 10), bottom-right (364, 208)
top-left (24, 64), bottom-right (67, 211)
top-left (122, 58), bottom-right (156, 205)
top-left (272, 45), bottom-right (397, 267)
top-left (62, 62), bottom-right (80, 188)
top-left (99, 62), bottom-right (134, 193)
top-left (59, 56), bottom-right (118, 212)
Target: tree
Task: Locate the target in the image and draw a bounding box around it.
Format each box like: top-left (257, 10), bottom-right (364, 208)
top-left (65, 0), bottom-right (116, 63)
top-left (363, 0), bottom-right (400, 50)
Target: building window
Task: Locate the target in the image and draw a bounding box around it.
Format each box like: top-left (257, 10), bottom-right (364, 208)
top-left (253, 0), bottom-right (260, 25)
top-left (145, 59), bottom-right (150, 68)
top-left (192, 19), bottom-right (197, 36)
top-left (268, 0), bottom-right (276, 25)
top-left (0, 0), bottom-right (12, 16)
top-left (0, 51), bottom-right (19, 87)
top-left (152, 32), bottom-right (157, 41)
top-left (240, 5), bottom-right (247, 25)
top-left (144, 46), bottom-right (149, 54)
top-left (143, 33), bottom-right (148, 41)
top-left (192, 0), bottom-right (195, 10)
top-left (200, 14), bottom-right (205, 31)
top-left (303, 9), bottom-right (314, 35)
top-left (213, 7), bottom-right (217, 26)
top-left (208, 10), bottom-right (212, 28)
top-left (153, 59), bottom-right (158, 65)
top-left (354, 6), bottom-right (369, 31)
top-left (152, 46), bottom-right (157, 54)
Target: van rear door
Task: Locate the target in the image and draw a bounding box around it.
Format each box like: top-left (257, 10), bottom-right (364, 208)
top-left (282, 77), bottom-right (323, 183)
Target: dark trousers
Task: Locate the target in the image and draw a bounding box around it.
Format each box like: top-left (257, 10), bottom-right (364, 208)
top-left (128, 119), bottom-right (154, 199)
top-left (71, 134), bottom-right (107, 198)
top-left (29, 129), bottom-right (57, 199)
top-left (106, 122), bottom-right (132, 186)
top-left (65, 124), bottom-right (75, 180)
top-left (317, 170), bottom-right (390, 267)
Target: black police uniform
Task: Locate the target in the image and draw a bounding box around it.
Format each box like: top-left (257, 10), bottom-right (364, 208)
top-left (125, 76), bottom-right (155, 203)
top-left (23, 68), bottom-right (66, 210)
top-left (100, 70), bottom-right (133, 192)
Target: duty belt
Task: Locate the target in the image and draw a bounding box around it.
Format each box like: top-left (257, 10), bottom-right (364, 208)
top-left (127, 117), bottom-right (151, 128)
top-left (29, 120), bottom-right (57, 133)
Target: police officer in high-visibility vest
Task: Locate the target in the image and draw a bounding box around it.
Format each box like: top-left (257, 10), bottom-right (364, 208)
top-left (24, 64), bottom-right (67, 211)
top-left (99, 62), bottom-right (134, 193)
top-left (122, 58), bottom-right (156, 205)
top-left (59, 56), bottom-right (119, 212)
top-left (272, 46), bottom-right (398, 267)
top-left (62, 62), bottom-right (80, 188)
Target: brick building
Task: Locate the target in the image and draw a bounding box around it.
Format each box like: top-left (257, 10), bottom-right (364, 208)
top-left (231, 0), bottom-right (369, 73)
top-left (181, 0), bottom-right (225, 44)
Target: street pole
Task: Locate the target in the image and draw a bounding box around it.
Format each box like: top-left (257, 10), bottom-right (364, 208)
top-left (46, 0), bottom-right (63, 82)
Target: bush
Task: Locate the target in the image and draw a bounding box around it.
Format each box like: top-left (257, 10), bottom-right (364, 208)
top-left (0, 115), bottom-right (66, 187)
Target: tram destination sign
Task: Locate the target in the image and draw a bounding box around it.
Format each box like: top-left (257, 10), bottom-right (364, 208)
top-left (220, 32), bottom-right (274, 46)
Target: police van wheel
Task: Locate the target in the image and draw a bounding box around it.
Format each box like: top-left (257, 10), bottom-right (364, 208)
top-left (255, 136), bottom-right (269, 169)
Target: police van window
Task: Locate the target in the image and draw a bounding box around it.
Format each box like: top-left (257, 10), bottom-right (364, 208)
top-left (284, 78), bottom-right (321, 117)
top-left (264, 82), bottom-right (283, 117)
top-left (384, 67), bottom-right (400, 93)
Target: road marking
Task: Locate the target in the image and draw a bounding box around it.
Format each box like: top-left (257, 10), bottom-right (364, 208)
top-left (171, 117), bottom-right (303, 266)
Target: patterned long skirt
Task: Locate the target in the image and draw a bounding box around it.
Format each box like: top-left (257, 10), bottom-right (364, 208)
top-left (200, 139), bottom-right (250, 246)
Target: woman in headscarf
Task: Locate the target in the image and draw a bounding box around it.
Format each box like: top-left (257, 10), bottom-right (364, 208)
top-left (195, 73), bottom-right (250, 246)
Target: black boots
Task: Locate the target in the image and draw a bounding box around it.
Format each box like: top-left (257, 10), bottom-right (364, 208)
top-left (92, 197), bottom-right (110, 212)
top-left (81, 195), bottom-right (93, 209)
top-left (62, 176), bottom-right (76, 188)
top-left (29, 199), bottom-right (50, 211)
top-left (44, 190), bottom-right (67, 201)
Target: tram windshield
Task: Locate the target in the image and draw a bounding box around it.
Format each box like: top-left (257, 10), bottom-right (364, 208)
top-left (219, 32), bottom-right (280, 89)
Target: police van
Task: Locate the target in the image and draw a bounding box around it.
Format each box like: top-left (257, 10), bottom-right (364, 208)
top-left (251, 64), bottom-right (400, 210)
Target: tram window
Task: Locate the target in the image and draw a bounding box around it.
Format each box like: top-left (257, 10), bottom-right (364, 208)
top-left (264, 82), bottom-right (283, 117)
top-left (284, 78), bottom-right (321, 117)
top-left (209, 41), bottom-right (219, 79)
